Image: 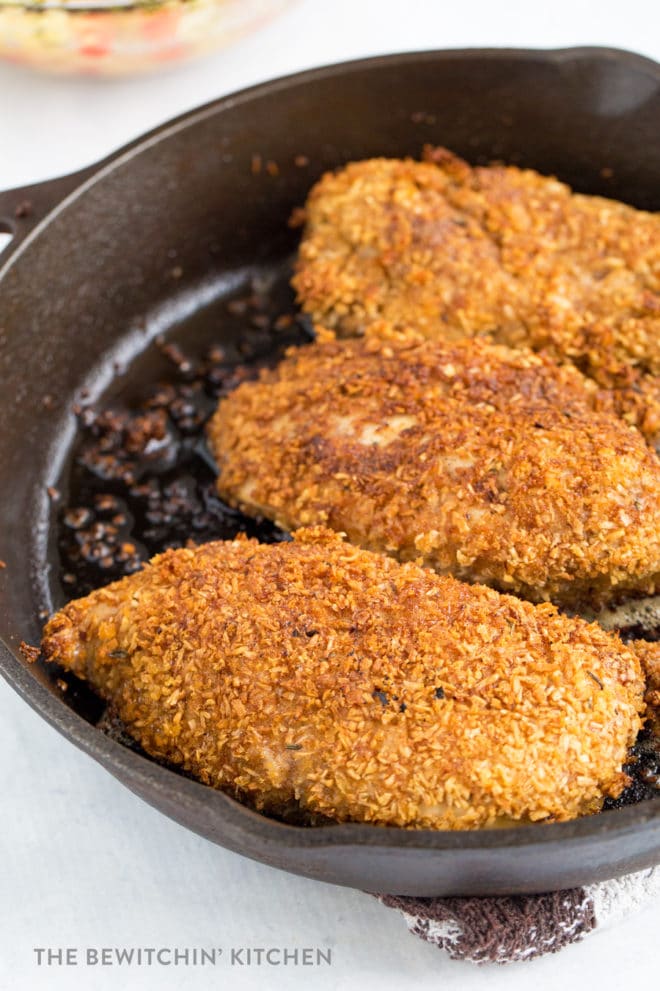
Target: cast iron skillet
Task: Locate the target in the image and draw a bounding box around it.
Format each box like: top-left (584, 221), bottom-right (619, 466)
top-left (1, 47), bottom-right (660, 897)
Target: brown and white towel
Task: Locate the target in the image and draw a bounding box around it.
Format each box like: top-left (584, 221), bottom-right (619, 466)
top-left (378, 867), bottom-right (660, 964)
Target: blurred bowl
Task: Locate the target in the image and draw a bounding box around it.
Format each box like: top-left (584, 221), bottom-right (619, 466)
top-left (0, 0), bottom-right (295, 75)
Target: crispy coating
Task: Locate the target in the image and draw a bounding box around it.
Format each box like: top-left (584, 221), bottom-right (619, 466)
top-left (292, 149), bottom-right (660, 446)
top-left (42, 528), bottom-right (645, 829)
top-left (208, 334), bottom-right (660, 608)
top-left (632, 639), bottom-right (660, 735)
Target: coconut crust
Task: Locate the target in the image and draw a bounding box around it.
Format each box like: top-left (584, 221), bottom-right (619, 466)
top-left (292, 149), bottom-right (660, 447)
top-left (632, 639), bottom-right (660, 735)
top-left (209, 334), bottom-right (660, 608)
top-left (41, 529), bottom-right (645, 830)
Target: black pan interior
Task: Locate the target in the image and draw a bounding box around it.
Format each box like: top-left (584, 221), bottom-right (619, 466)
top-left (1, 48), bottom-right (660, 895)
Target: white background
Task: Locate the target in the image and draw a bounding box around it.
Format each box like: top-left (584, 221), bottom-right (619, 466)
top-left (2, 0), bottom-right (660, 987)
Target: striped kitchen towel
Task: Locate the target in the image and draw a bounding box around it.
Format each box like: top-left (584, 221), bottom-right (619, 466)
top-left (379, 867), bottom-right (660, 964)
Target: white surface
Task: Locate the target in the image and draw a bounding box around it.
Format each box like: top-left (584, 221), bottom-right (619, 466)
top-left (2, 0), bottom-right (660, 987)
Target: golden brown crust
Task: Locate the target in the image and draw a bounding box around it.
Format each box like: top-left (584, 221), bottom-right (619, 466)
top-left (42, 529), bottom-right (645, 829)
top-left (632, 639), bottom-right (660, 733)
top-left (292, 149), bottom-right (660, 446)
top-left (209, 335), bottom-right (660, 608)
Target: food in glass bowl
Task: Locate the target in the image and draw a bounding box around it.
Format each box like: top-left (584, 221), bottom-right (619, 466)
top-left (0, 0), bottom-right (295, 75)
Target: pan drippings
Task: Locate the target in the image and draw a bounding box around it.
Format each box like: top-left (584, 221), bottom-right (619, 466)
top-left (58, 278), bottom-right (307, 598)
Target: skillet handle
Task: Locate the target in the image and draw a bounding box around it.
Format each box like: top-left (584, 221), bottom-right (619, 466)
top-left (0, 164), bottom-right (98, 269)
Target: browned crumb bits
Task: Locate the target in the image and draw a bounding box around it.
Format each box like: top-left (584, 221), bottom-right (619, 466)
top-left (19, 641), bottom-right (40, 663)
top-left (288, 206), bottom-right (307, 229)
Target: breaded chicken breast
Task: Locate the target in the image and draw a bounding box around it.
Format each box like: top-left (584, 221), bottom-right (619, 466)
top-left (208, 335), bottom-right (660, 608)
top-left (293, 149), bottom-right (660, 447)
top-left (633, 639), bottom-right (660, 735)
top-left (42, 528), bottom-right (645, 830)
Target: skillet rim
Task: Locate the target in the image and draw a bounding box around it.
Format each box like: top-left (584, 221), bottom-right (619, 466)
top-left (1, 44), bottom-right (659, 883)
